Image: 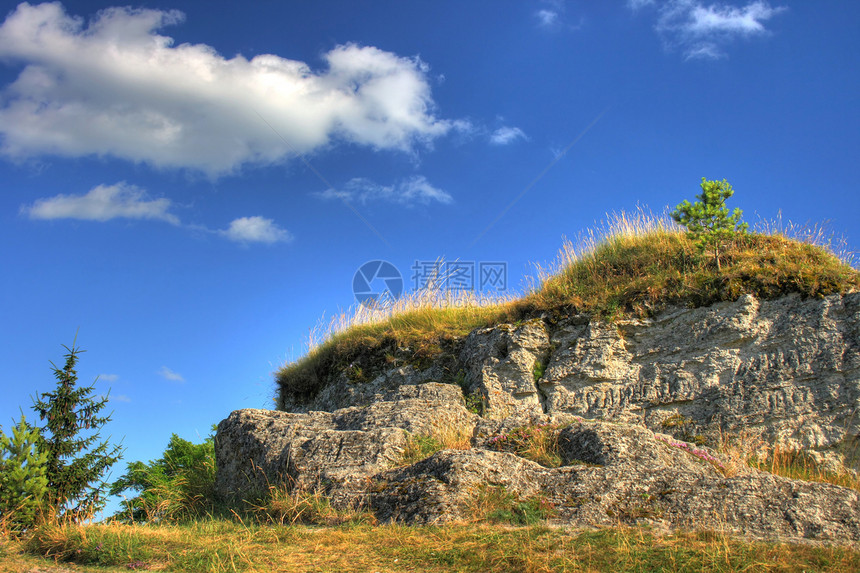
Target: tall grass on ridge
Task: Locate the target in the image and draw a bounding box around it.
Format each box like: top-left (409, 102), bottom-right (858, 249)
top-left (276, 208), bottom-right (860, 409)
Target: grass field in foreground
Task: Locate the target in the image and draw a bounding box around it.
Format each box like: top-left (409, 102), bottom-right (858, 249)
top-left (3, 521), bottom-right (860, 573)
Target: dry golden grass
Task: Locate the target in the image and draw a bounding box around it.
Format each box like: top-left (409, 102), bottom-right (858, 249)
top-left (249, 483), bottom-right (377, 527)
top-left (396, 421), bottom-right (473, 467)
top-left (486, 422), bottom-right (567, 468)
top-left (717, 429), bottom-right (860, 492)
top-left (7, 519), bottom-right (860, 573)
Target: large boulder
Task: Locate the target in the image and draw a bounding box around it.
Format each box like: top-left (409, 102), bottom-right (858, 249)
top-left (216, 383), bottom-right (476, 503)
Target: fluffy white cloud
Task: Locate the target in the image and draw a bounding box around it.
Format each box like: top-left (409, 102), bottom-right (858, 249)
top-left (315, 175), bottom-right (452, 206)
top-left (157, 366), bottom-right (184, 382)
top-left (489, 126), bottom-right (528, 145)
top-left (221, 216), bottom-right (292, 244)
top-left (0, 2), bottom-right (455, 175)
top-left (633, 0), bottom-right (785, 59)
top-left (22, 182), bottom-right (179, 224)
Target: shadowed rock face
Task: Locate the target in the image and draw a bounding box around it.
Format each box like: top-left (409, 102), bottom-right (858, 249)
top-left (217, 293), bottom-right (860, 545)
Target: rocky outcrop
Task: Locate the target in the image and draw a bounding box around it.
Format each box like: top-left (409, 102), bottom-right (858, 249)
top-left (538, 293), bottom-right (860, 464)
top-left (217, 293), bottom-right (860, 545)
top-left (217, 381), bottom-right (860, 545)
top-left (279, 293), bottom-right (860, 466)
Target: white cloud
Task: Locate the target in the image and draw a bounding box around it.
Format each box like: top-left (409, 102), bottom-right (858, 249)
top-left (0, 2), bottom-right (455, 176)
top-left (158, 366), bottom-right (184, 382)
top-left (99, 373), bottom-right (119, 382)
top-left (22, 182), bottom-right (179, 224)
top-left (111, 394), bottom-right (131, 403)
top-left (22, 180), bottom-right (291, 245)
top-left (316, 175), bottom-right (452, 206)
top-left (536, 10), bottom-right (559, 26)
top-left (489, 126), bottom-right (528, 145)
top-left (221, 216), bottom-right (292, 244)
top-left (632, 0), bottom-right (786, 59)
top-left (398, 176), bottom-right (453, 205)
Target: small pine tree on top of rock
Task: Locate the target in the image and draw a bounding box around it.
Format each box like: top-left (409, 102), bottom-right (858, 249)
top-left (671, 177), bottom-right (749, 270)
top-left (31, 341), bottom-right (124, 520)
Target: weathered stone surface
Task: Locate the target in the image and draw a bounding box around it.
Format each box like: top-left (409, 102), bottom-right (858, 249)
top-left (460, 319), bottom-right (550, 417)
top-left (283, 363), bottom-right (451, 413)
top-left (539, 293), bottom-right (860, 466)
top-left (281, 294), bottom-right (859, 467)
top-left (216, 383), bottom-right (477, 502)
top-left (218, 292), bottom-right (860, 545)
top-left (368, 421), bottom-right (860, 545)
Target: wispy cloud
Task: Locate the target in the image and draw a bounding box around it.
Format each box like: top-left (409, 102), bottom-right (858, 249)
top-left (220, 216), bottom-right (292, 244)
top-left (535, 0), bottom-right (582, 31)
top-left (315, 175), bottom-right (453, 206)
top-left (536, 9), bottom-right (559, 27)
top-left (22, 182), bottom-right (179, 224)
top-left (632, 0), bottom-right (786, 59)
top-left (489, 126), bottom-right (528, 146)
top-left (111, 394), bottom-right (131, 403)
top-left (0, 3), bottom-right (456, 176)
top-left (158, 366), bottom-right (185, 383)
top-left (23, 181), bottom-right (292, 245)
top-left (99, 374), bottom-right (119, 382)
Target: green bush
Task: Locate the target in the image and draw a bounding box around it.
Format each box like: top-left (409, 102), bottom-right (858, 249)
top-left (0, 415), bottom-right (49, 533)
top-left (109, 432), bottom-right (216, 523)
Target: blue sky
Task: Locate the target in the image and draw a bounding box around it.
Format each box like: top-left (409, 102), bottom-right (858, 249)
top-left (1, 0), bottom-right (858, 514)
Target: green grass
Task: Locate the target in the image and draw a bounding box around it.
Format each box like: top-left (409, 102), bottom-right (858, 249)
top-left (468, 484), bottom-right (557, 525)
top-left (275, 211), bottom-right (860, 409)
top-left (487, 422), bottom-right (566, 468)
top-left (5, 518), bottom-right (860, 573)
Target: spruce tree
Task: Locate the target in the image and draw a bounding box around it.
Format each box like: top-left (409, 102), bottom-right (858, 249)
top-left (671, 177), bottom-right (748, 270)
top-left (31, 342), bottom-right (124, 520)
top-left (0, 414), bottom-right (49, 533)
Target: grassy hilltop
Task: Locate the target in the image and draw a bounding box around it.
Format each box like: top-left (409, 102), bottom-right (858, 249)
top-left (275, 211), bottom-right (860, 409)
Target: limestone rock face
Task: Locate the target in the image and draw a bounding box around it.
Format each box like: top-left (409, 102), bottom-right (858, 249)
top-left (539, 293), bottom-right (860, 460)
top-left (218, 293), bottom-right (860, 545)
top-left (459, 319), bottom-right (550, 417)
